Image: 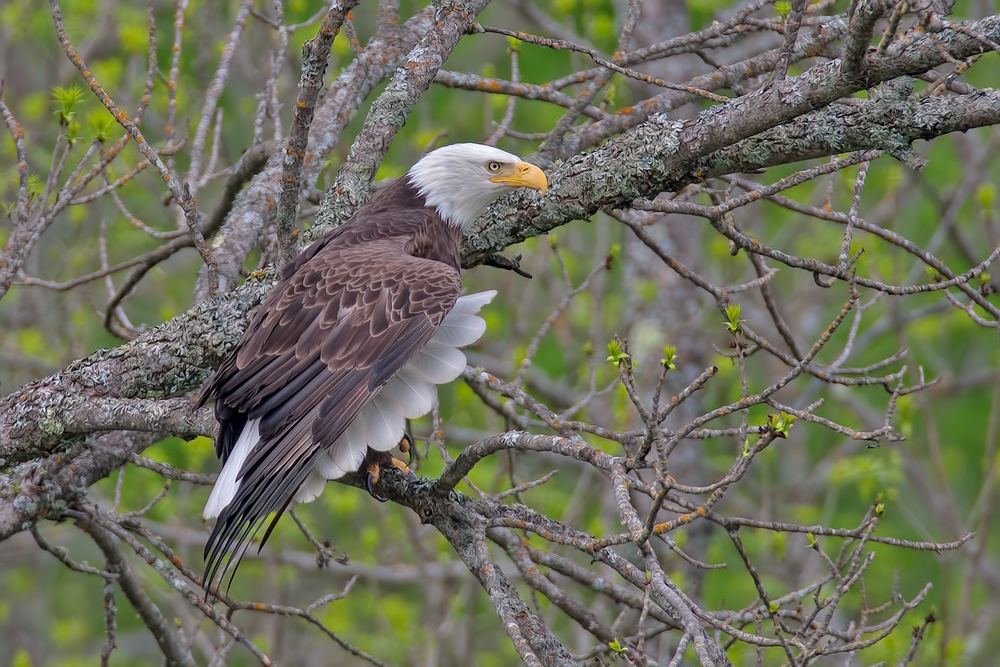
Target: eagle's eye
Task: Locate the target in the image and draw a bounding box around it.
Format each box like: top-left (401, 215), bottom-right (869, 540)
top-left (487, 161), bottom-right (502, 173)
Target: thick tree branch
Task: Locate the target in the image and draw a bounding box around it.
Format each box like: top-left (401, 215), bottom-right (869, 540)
top-left (205, 140), bottom-right (280, 239)
top-left (842, 0), bottom-right (890, 82)
top-left (555, 13), bottom-right (996, 160)
top-left (461, 87), bottom-right (1000, 267)
top-left (1, 272), bottom-right (274, 464)
top-left (0, 432), bottom-right (156, 542)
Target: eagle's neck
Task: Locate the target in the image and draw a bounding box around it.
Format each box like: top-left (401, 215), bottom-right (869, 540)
top-left (410, 208), bottom-right (463, 273)
top-left (367, 175), bottom-right (427, 211)
top-left (363, 177), bottom-right (463, 271)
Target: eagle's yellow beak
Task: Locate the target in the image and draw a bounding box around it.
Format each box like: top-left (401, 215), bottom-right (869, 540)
top-left (491, 162), bottom-right (548, 195)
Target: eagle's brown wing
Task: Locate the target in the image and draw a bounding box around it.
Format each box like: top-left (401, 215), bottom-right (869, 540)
top-left (199, 228), bottom-right (461, 589)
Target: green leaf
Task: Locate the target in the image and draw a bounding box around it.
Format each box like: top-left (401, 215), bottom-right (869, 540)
top-left (724, 303), bottom-right (744, 334)
top-left (51, 84), bottom-right (86, 125)
top-left (12, 648), bottom-right (32, 667)
top-left (977, 183), bottom-right (995, 211)
top-left (88, 110), bottom-right (115, 142)
top-left (603, 84), bottom-right (617, 108)
top-left (829, 449), bottom-right (903, 502)
top-left (606, 338), bottom-right (630, 367)
top-left (768, 412), bottom-right (796, 438)
top-left (66, 120), bottom-right (82, 144)
top-left (775, 1), bottom-right (792, 18)
top-left (661, 344), bottom-right (677, 371)
top-left (608, 638), bottom-right (625, 655)
top-left (26, 174), bottom-right (43, 198)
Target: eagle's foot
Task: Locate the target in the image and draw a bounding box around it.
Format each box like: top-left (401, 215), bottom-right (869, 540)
top-left (398, 432), bottom-right (415, 466)
top-left (363, 450), bottom-right (414, 502)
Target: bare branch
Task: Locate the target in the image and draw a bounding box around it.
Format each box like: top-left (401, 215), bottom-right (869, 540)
top-left (276, 0), bottom-right (360, 264)
top-left (50, 0), bottom-right (219, 295)
top-left (76, 512), bottom-right (195, 666)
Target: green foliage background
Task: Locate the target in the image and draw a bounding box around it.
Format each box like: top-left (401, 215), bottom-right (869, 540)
top-left (2, 0), bottom-right (1000, 665)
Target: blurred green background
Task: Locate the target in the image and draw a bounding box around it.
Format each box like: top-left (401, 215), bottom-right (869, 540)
top-left (3, 0), bottom-right (1000, 664)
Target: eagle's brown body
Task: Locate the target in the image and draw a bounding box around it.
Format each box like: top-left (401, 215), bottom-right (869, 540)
top-left (199, 177), bottom-right (466, 583)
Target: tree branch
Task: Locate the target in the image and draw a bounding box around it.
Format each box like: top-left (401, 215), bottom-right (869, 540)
top-left (76, 512), bottom-right (196, 667)
top-left (50, 0), bottom-right (219, 294)
top-left (192, 6), bottom-right (435, 303)
top-left (0, 432), bottom-right (157, 540)
top-left (276, 0), bottom-right (360, 263)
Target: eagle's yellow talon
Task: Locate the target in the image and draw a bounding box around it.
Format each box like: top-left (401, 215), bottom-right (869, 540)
top-left (388, 456), bottom-right (411, 476)
top-left (365, 462), bottom-right (387, 502)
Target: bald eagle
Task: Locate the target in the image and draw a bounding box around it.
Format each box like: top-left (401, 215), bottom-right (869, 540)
top-left (198, 143), bottom-right (547, 588)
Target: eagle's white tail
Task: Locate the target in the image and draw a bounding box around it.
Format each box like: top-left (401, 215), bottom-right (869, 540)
top-left (204, 418), bottom-right (260, 519)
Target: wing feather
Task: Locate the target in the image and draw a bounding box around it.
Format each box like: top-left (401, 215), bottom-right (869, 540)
top-left (406, 341), bottom-right (468, 384)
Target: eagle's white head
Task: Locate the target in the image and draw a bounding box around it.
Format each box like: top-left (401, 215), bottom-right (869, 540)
top-left (407, 143), bottom-right (548, 229)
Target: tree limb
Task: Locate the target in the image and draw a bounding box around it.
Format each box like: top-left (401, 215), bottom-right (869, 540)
top-left (77, 511), bottom-right (196, 667)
